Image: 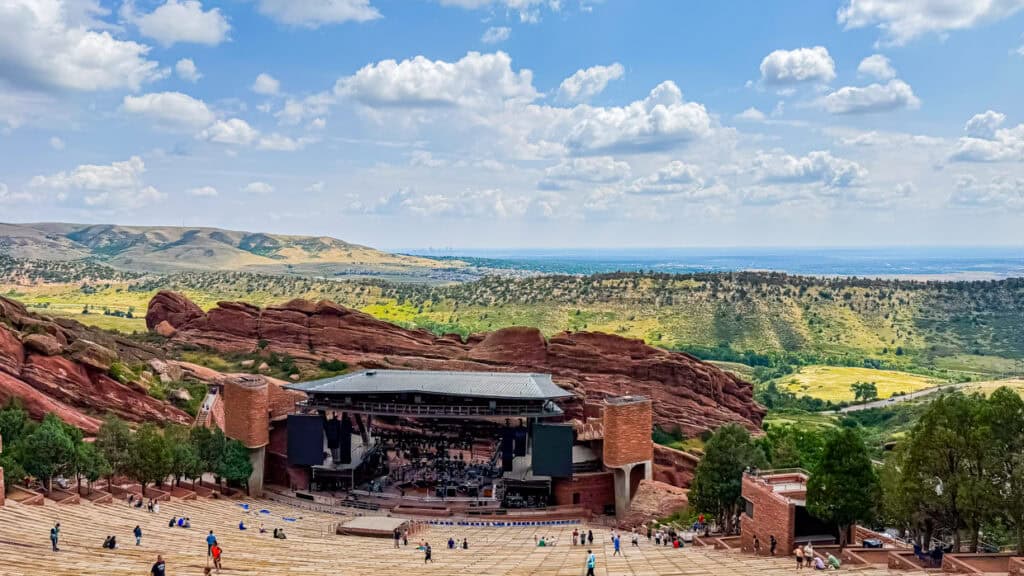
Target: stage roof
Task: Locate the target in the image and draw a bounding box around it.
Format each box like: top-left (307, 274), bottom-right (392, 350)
top-left (286, 369), bottom-right (572, 401)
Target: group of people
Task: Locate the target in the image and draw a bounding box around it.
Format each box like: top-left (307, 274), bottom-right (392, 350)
top-left (169, 516), bottom-right (192, 528)
top-left (793, 541), bottom-right (841, 570)
top-left (752, 534), bottom-right (779, 556)
top-left (446, 536), bottom-right (469, 549)
top-left (570, 528), bottom-right (595, 546)
top-left (127, 494), bottom-right (161, 514)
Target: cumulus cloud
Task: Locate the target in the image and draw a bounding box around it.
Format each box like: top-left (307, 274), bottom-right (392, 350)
top-left (949, 174), bottom-right (1024, 209)
top-left (820, 79), bottom-right (920, 114)
top-left (538, 156), bottom-right (631, 189)
top-left (188, 185), bottom-right (218, 196)
top-left (759, 47), bottom-right (836, 85)
top-left (625, 161), bottom-right (720, 198)
top-left (0, 183), bottom-right (33, 204)
top-left (438, 0), bottom-right (559, 23)
top-left (122, 91), bottom-right (216, 130)
top-left (336, 51), bottom-right (538, 109)
top-left (562, 81), bottom-right (713, 154)
top-left (199, 118), bottom-right (260, 145)
top-left (124, 0), bottom-right (230, 46)
top-left (175, 58), bottom-right (202, 82)
top-left (276, 93), bottom-right (333, 125)
top-left (857, 54), bottom-right (896, 80)
top-left (950, 111), bottom-right (1024, 162)
top-left (29, 156), bottom-right (166, 208)
top-left (252, 73), bottom-right (280, 95)
top-left (255, 0), bottom-right (380, 27)
top-left (753, 150), bottom-right (867, 188)
top-left (242, 181), bottom-right (274, 194)
top-left (557, 63), bottom-right (625, 103)
top-left (838, 0), bottom-right (1024, 46)
top-left (0, 0), bottom-right (163, 92)
top-left (734, 107), bottom-right (767, 122)
top-left (257, 133), bottom-right (314, 151)
top-left (481, 26), bottom-right (511, 44)
top-left (403, 188), bottom-right (532, 219)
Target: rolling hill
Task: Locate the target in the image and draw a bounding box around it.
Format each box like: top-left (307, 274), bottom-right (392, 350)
top-left (0, 222), bottom-right (461, 278)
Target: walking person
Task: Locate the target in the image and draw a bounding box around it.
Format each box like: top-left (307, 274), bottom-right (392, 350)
top-left (587, 529), bottom-right (594, 545)
top-left (770, 535), bottom-right (777, 556)
top-left (50, 522), bottom-right (60, 552)
top-left (394, 529), bottom-right (401, 549)
top-left (795, 545), bottom-right (805, 569)
top-left (585, 549), bottom-right (596, 576)
top-left (206, 530), bottom-right (218, 556)
top-left (134, 525), bottom-right (143, 546)
top-left (424, 542), bottom-right (433, 563)
top-left (754, 535), bottom-right (761, 555)
top-left (211, 543), bottom-right (223, 573)
top-left (613, 533), bottom-right (622, 556)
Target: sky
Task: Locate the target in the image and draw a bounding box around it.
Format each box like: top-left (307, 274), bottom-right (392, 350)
top-left (1, 0), bottom-right (1024, 250)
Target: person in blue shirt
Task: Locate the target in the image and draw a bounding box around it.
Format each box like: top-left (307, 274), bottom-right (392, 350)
top-left (613, 534), bottom-right (621, 556)
top-left (206, 531), bottom-right (217, 556)
top-left (134, 525), bottom-right (142, 546)
top-left (585, 549), bottom-right (596, 576)
top-left (239, 521), bottom-right (247, 531)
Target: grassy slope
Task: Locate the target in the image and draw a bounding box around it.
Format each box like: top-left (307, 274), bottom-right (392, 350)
top-left (774, 365), bottom-right (940, 402)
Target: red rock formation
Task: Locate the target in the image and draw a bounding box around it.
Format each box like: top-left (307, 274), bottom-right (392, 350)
top-left (0, 296), bottom-right (192, 432)
top-left (653, 444), bottom-right (700, 488)
top-left (150, 291), bottom-right (765, 435)
top-left (622, 479), bottom-right (689, 528)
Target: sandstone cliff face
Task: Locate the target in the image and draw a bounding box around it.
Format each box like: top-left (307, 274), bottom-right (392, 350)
top-left (0, 296), bottom-right (191, 434)
top-left (150, 291), bottom-right (765, 436)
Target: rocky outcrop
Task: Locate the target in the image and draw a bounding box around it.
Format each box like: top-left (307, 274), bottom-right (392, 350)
top-left (653, 444), bottom-right (701, 488)
top-left (622, 480), bottom-right (689, 528)
top-left (150, 291), bottom-right (765, 435)
top-left (145, 291), bottom-right (203, 332)
top-left (0, 296), bottom-right (192, 433)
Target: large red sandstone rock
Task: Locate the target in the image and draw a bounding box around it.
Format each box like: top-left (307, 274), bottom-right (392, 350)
top-left (0, 325), bottom-right (24, 377)
top-left (151, 292), bottom-right (766, 436)
top-left (653, 444), bottom-right (700, 488)
top-left (622, 479), bottom-right (689, 528)
top-left (145, 291), bottom-right (204, 331)
top-left (0, 295), bottom-right (193, 432)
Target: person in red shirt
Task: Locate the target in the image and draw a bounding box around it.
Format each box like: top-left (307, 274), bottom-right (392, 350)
top-left (211, 543), bottom-right (223, 572)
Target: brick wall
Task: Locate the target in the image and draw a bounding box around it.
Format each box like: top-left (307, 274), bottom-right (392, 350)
top-left (739, 474), bottom-right (795, 557)
top-left (552, 471), bottom-right (615, 515)
top-left (602, 397), bottom-right (653, 468)
top-left (223, 376), bottom-right (270, 448)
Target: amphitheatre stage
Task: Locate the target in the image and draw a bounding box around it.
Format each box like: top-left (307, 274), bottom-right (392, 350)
top-left (336, 515), bottom-right (409, 537)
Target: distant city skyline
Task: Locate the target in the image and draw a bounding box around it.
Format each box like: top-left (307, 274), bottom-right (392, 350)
top-left (2, 0), bottom-right (1024, 249)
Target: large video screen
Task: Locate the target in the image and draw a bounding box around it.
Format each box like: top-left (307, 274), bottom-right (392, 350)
top-left (531, 423), bottom-right (573, 478)
top-left (287, 414), bottom-right (325, 466)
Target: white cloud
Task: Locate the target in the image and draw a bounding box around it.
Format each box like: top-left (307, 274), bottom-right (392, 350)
top-left (126, 0), bottom-right (230, 46)
top-left (122, 91), bottom-right (215, 130)
top-left (188, 185), bottom-right (218, 197)
top-left (242, 181), bottom-right (274, 194)
top-left (252, 73), bottom-right (280, 95)
top-left (29, 155), bottom-right (166, 208)
top-left (276, 93), bottom-right (333, 125)
top-left (759, 47), bottom-right (836, 85)
top-left (256, 0), bottom-right (380, 27)
top-left (734, 107), bottom-right (767, 122)
top-left (950, 111), bottom-right (1024, 162)
top-left (403, 188), bottom-right (531, 219)
top-left (838, 0), bottom-right (1024, 46)
top-left (753, 150), bottom-right (867, 188)
top-left (306, 181), bottom-right (325, 193)
top-left (175, 58), bottom-right (202, 82)
top-left (964, 110), bottom-right (1006, 139)
top-left (199, 118), bottom-right (260, 146)
top-left (481, 26), bottom-right (511, 44)
top-left (949, 174), bottom-right (1024, 209)
top-left (335, 51), bottom-right (538, 109)
top-left (0, 0), bottom-right (163, 92)
top-left (49, 136), bottom-right (65, 150)
top-left (538, 156), bottom-right (631, 189)
top-left (0, 183), bottom-right (33, 204)
top-left (439, 0), bottom-right (559, 23)
top-left (562, 81), bottom-right (714, 154)
top-left (557, 63), bottom-right (624, 102)
top-left (626, 161), bottom-right (721, 198)
top-left (257, 133), bottom-right (313, 151)
top-left (821, 79), bottom-right (920, 114)
top-left (857, 54), bottom-right (896, 80)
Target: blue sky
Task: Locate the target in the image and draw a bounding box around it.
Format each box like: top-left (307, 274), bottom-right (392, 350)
top-left (2, 0), bottom-right (1024, 249)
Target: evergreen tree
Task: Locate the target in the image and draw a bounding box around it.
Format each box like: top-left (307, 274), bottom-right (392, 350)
top-left (217, 440), bottom-right (253, 492)
top-left (806, 428), bottom-right (879, 549)
top-left (689, 424), bottom-right (767, 534)
top-left (95, 415), bottom-right (133, 485)
top-left (20, 414), bottom-right (76, 491)
top-left (128, 423), bottom-right (173, 492)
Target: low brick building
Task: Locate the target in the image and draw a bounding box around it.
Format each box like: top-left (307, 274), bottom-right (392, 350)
top-left (739, 469), bottom-right (840, 556)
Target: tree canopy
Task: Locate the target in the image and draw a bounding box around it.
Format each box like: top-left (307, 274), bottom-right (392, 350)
top-left (806, 427), bottom-right (879, 548)
top-left (689, 423), bottom-right (767, 534)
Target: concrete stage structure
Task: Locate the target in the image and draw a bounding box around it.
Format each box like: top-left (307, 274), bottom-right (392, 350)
top-left (336, 516), bottom-right (410, 537)
top-left (211, 369), bottom-right (655, 521)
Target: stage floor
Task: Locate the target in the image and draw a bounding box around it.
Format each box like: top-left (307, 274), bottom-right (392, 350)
top-left (338, 516), bottom-right (409, 537)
